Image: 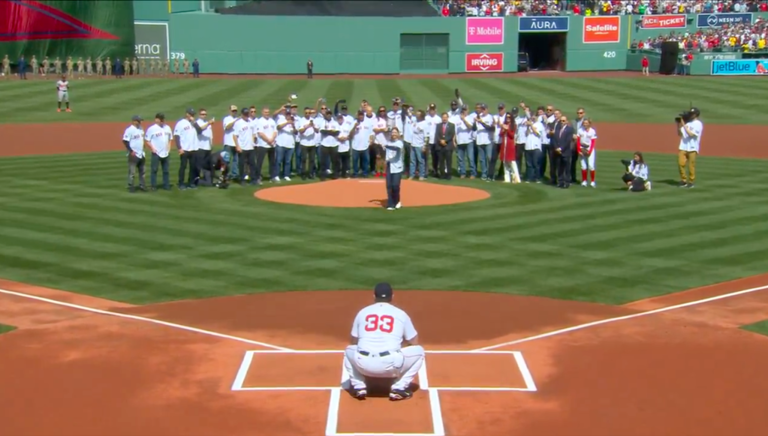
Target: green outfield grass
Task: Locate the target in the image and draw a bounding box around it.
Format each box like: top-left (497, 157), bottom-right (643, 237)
top-left (0, 149), bottom-right (767, 305)
top-left (741, 320), bottom-right (768, 337)
top-left (0, 324), bottom-right (16, 335)
top-left (1, 76), bottom-right (767, 124)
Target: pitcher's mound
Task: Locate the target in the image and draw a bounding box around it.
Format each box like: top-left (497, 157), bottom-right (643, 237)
top-left (254, 179), bottom-right (490, 208)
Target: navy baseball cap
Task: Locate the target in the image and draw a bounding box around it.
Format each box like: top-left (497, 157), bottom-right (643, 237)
top-left (155, 112), bottom-right (165, 121)
top-left (241, 108), bottom-right (249, 115)
top-left (374, 283), bottom-right (393, 300)
top-left (186, 107), bottom-right (196, 116)
top-left (131, 115), bottom-right (143, 122)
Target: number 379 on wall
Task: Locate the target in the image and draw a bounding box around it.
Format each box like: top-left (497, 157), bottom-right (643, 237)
top-left (170, 52), bottom-right (186, 60)
top-left (603, 51), bottom-right (617, 58)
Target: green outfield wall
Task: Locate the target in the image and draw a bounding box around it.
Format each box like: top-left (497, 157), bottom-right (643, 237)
top-left (151, 11), bottom-right (768, 75)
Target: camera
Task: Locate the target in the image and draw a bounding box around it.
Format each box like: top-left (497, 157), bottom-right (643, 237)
top-left (674, 112), bottom-right (691, 124)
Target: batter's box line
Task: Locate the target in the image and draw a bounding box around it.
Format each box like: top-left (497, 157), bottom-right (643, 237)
top-left (231, 349), bottom-right (537, 392)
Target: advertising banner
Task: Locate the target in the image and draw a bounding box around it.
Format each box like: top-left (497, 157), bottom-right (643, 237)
top-left (697, 13), bottom-right (752, 28)
top-left (466, 17), bottom-right (505, 45)
top-left (134, 22), bottom-right (170, 60)
top-left (711, 59), bottom-right (768, 75)
top-left (583, 16), bottom-right (621, 44)
top-left (465, 53), bottom-right (504, 72)
top-left (519, 16), bottom-right (570, 32)
top-left (0, 0), bottom-right (134, 60)
top-left (640, 14), bottom-right (687, 29)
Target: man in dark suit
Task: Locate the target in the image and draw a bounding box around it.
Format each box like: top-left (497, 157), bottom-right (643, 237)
top-left (306, 59), bottom-right (313, 79)
top-left (552, 114), bottom-right (574, 188)
top-left (433, 112), bottom-right (456, 180)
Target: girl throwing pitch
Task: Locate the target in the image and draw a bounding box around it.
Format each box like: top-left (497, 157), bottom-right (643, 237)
top-left (500, 113), bottom-right (521, 183)
top-left (384, 127), bottom-right (405, 210)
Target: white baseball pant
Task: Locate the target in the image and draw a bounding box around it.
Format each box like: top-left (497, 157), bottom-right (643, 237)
top-left (503, 161), bottom-right (521, 183)
top-left (343, 345), bottom-right (425, 391)
top-left (58, 90), bottom-right (69, 103)
top-left (580, 149), bottom-right (596, 171)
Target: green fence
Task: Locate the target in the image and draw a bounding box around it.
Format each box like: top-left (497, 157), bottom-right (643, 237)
top-left (1, 0), bottom-right (134, 61)
top-left (168, 15), bottom-right (519, 74)
top-left (566, 15), bottom-right (628, 71)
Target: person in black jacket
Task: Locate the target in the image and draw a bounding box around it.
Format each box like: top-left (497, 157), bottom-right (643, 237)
top-left (553, 114), bottom-right (575, 189)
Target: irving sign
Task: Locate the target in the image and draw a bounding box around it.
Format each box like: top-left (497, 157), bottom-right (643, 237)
top-left (465, 53), bottom-right (504, 73)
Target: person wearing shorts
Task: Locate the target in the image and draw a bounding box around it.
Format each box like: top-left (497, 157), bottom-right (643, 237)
top-left (56, 75), bottom-right (71, 112)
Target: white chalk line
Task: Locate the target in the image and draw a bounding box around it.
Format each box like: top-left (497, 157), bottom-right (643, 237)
top-left (475, 283), bottom-right (768, 351)
top-left (0, 288), bottom-right (292, 351)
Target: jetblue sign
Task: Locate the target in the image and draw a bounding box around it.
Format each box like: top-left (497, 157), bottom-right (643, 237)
top-left (519, 16), bottom-right (570, 32)
top-left (697, 13), bottom-right (752, 28)
top-left (711, 59), bottom-right (768, 76)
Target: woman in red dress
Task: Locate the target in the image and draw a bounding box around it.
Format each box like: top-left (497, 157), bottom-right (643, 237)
top-left (499, 113), bottom-right (520, 183)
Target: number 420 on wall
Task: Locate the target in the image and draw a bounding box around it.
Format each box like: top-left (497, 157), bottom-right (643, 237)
top-left (603, 51), bottom-right (617, 58)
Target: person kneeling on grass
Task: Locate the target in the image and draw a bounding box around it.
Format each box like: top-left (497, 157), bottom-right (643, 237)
top-left (622, 152), bottom-right (651, 192)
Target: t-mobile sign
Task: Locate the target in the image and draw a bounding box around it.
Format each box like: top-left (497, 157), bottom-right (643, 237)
top-left (466, 17), bottom-right (505, 45)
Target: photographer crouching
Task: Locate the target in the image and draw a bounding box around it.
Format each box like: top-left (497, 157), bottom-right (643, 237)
top-left (676, 107), bottom-right (703, 189)
top-left (621, 152), bottom-right (650, 192)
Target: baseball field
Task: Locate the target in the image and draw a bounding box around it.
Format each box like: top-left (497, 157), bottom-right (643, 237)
top-left (1, 71), bottom-right (768, 436)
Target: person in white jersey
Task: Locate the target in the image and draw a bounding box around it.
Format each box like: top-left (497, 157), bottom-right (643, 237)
top-left (274, 106), bottom-right (296, 181)
top-left (677, 107), bottom-right (703, 189)
top-left (122, 115), bottom-right (146, 193)
top-left (233, 108), bottom-right (257, 185)
top-left (195, 108), bottom-right (215, 186)
top-left (144, 112), bottom-right (173, 190)
top-left (337, 113), bottom-right (353, 178)
top-left (254, 106), bottom-right (278, 184)
top-left (297, 107), bottom-right (318, 180)
top-left (424, 103), bottom-right (441, 177)
top-left (222, 105), bottom-right (240, 181)
top-left (409, 110), bottom-right (428, 180)
top-left (384, 127), bottom-right (405, 210)
top-left (344, 283), bottom-right (425, 401)
top-left (173, 108), bottom-right (200, 190)
top-left (577, 118), bottom-right (598, 188)
top-left (350, 110), bottom-right (372, 178)
top-left (56, 75), bottom-right (71, 112)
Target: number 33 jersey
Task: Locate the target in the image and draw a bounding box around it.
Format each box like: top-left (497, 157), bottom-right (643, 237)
top-left (351, 303), bottom-right (418, 352)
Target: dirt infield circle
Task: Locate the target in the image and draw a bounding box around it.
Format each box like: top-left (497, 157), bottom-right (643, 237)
top-left (254, 179), bottom-right (491, 208)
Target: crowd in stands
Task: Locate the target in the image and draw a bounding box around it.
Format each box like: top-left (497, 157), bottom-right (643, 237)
top-left (633, 16), bottom-right (767, 51)
top-left (435, 1), bottom-right (768, 17)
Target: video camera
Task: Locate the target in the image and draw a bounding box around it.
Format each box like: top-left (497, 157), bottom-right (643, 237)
top-left (675, 103), bottom-right (700, 124)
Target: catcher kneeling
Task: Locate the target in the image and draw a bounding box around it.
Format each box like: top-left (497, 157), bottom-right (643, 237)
top-left (343, 283), bottom-right (425, 401)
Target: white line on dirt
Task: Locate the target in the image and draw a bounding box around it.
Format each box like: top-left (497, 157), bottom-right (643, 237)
top-left (0, 288), bottom-right (293, 351)
top-left (474, 283), bottom-right (768, 351)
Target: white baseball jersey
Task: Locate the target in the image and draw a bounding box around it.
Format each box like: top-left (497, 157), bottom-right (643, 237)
top-left (424, 113), bottom-right (441, 143)
top-left (338, 121), bottom-right (352, 153)
top-left (232, 118), bottom-right (255, 150)
top-left (196, 119), bottom-right (213, 151)
top-left (577, 127), bottom-right (597, 153)
top-left (411, 120), bottom-right (428, 148)
top-left (374, 117), bottom-right (388, 145)
top-left (275, 114), bottom-right (295, 148)
top-left (254, 117), bottom-right (277, 148)
top-left (298, 117), bottom-right (316, 146)
top-left (222, 115), bottom-right (237, 146)
top-left (679, 119), bottom-right (703, 153)
top-left (351, 302), bottom-right (417, 353)
top-left (56, 80), bottom-right (69, 92)
top-left (144, 124), bottom-right (172, 158)
top-left (173, 119), bottom-right (198, 152)
top-left (320, 119), bottom-right (340, 147)
top-left (123, 125), bottom-right (145, 158)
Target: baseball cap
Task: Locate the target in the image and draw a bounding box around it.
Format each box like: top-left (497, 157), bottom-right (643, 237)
top-left (186, 107), bottom-right (196, 116)
top-left (374, 282), bottom-right (393, 300)
top-left (241, 108), bottom-right (249, 115)
top-left (689, 107), bottom-right (700, 116)
top-left (155, 112), bottom-right (165, 121)
top-left (341, 104), bottom-right (348, 110)
top-left (428, 103), bottom-right (436, 110)
top-left (392, 97), bottom-right (402, 104)
top-left (131, 115), bottom-right (143, 122)
top-left (511, 107), bottom-right (519, 114)
top-left (498, 103), bottom-right (506, 109)
top-left (479, 103), bottom-right (487, 110)
top-left (230, 105), bottom-right (238, 111)
top-left (450, 99), bottom-right (458, 105)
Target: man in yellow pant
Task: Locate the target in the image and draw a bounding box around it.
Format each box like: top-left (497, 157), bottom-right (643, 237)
top-left (676, 107), bottom-right (703, 189)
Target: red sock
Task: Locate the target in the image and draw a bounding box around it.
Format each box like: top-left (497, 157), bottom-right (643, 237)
top-left (590, 171), bottom-right (595, 182)
top-left (581, 169), bottom-right (587, 181)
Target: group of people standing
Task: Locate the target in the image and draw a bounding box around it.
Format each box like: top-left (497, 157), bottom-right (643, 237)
top-left (3, 54), bottom-right (201, 79)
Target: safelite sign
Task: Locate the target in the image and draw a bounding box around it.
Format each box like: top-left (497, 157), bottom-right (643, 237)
top-left (583, 16), bottom-right (621, 44)
top-left (465, 53), bottom-right (504, 72)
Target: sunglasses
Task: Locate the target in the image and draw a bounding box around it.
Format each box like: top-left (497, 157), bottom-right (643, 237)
top-left (577, 111), bottom-right (584, 114)
top-left (320, 107), bottom-right (327, 110)
top-left (200, 113), bottom-right (207, 116)
top-left (546, 109), bottom-right (553, 112)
